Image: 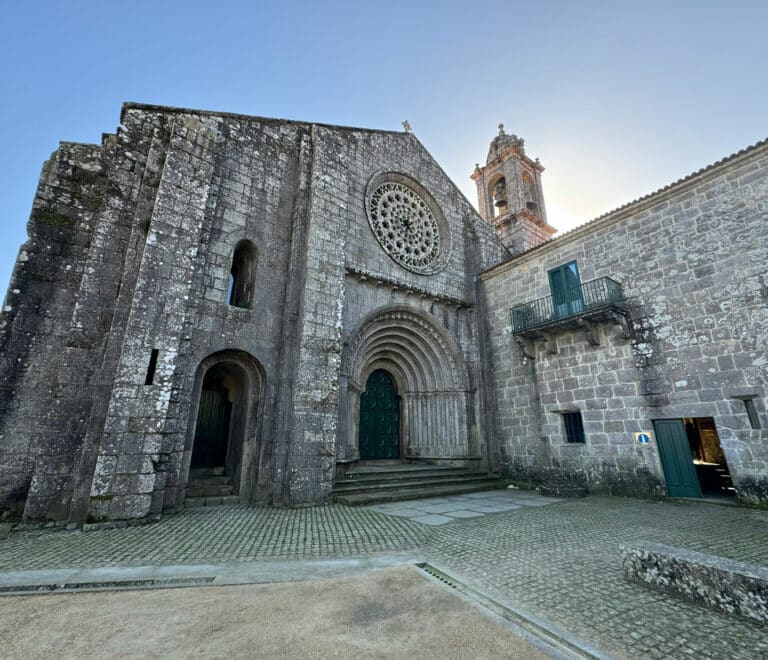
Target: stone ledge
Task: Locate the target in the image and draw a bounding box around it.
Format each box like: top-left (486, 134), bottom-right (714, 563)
top-left (620, 541), bottom-right (768, 624)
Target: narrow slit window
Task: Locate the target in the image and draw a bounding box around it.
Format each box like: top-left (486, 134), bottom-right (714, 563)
top-left (562, 411), bottom-right (586, 444)
top-left (145, 349), bottom-right (159, 385)
top-left (744, 399), bottom-right (761, 429)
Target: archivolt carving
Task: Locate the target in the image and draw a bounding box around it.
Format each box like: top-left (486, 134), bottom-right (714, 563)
top-left (343, 305), bottom-right (469, 392)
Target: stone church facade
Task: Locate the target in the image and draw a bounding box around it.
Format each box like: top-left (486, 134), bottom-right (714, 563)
top-left (0, 103), bottom-right (765, 524)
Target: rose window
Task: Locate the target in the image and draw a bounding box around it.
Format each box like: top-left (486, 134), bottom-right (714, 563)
top-left (368, 182), bottom-right (442, 273)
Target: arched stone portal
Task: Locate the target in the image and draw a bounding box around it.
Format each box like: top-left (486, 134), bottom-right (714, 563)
top-left (340, 306), bottom-right (471, 464)
top-left (181, 350), bottom-right (264, 504)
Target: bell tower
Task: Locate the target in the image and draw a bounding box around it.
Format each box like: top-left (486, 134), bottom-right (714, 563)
top-left (472, 124), bottom-right (556, 255)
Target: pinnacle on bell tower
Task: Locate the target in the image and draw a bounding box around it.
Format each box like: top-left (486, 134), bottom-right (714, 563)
top-left (471, 124), bottom-right (556, 255)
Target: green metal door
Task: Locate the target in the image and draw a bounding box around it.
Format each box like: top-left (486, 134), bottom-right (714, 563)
top-left (359, 370), bottom-right (400, 460)
top-left (191, 386), bottom-right (232, 468)
top-left (548, 261), bottom-right (585, 319)
top-left (653, 419), bottom-right (702, 498)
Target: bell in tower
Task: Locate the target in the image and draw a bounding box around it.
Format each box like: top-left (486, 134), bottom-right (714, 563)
top-left (492, 177), bottom-right (508, 209)
top-left (471, 124), bottom-right (556, 256)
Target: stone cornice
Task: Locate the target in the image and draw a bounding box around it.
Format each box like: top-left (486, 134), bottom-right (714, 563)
top-left (345, 266), bottom-right (472, 307)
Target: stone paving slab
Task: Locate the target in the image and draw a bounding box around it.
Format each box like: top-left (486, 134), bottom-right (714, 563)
top-left (367, 488), bottom-right (562, 524)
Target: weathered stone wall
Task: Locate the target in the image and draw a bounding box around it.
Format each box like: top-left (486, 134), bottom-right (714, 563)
top-left (0, 103), bottom-right (507, 522)
top-left (86, 107), bottom-right (311, 521)
top-left (483, 143), bottom-right (768, 501)
top-left (0, 115), bottom-right (165, 521)
top-left (279, 126), bottom-right (506, 504)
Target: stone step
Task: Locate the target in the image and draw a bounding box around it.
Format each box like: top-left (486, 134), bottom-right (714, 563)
top-left (335, 479), bottom-right (509, 506)
top-left (337, 468), bottom-right (473, 485)
top-left (185, 484), bottom-right (234, 498)
top-left (334, 474), bottom-right (503, 494)
top-left (189, 467), bottom-right (226, 478)
top-left (184, 495), bottom-right (240, 508)
top-left (347, 463), bottom-right (467, 475)
top-left (186, 476), bottom-right (233, 488)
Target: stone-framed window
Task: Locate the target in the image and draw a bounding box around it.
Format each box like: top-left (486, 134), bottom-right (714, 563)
top-left (562, 411), bottom-right (586, 444)
top-left (144, 349), bottom-right (159, 385)
top-left (227, 240), bottom-right (258, 309)
top-left (744, 399), bottom-right (761, 429)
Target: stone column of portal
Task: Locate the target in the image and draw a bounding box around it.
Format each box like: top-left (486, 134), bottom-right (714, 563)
top-left (87, 116), bottom-right (219, 522)
top-left (405, 393), bottom-right (422, 457)
top-left (337, 376), bottom-right (362, 463)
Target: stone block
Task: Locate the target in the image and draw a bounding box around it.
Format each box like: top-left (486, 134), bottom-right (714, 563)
top-left (621, 541), bottom-right (768, 624)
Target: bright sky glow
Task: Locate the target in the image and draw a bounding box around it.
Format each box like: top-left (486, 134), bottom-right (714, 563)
top-left (1, 1), bottom-right (766, 292)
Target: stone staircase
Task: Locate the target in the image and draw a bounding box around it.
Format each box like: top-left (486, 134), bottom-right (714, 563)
top-left (333, 463), bottom-right (509, 505)
top-left (184, 467), bottom-right (239, 508)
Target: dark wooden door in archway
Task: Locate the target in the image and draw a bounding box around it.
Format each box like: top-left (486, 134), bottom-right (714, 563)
top-left (359, 370), bottom-right (400, 460)
top-left (191, 385), bottom-right (232, 469)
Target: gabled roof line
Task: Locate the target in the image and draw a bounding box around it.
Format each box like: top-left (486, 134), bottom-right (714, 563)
top-left (120, 102), bottom-right (407, 136)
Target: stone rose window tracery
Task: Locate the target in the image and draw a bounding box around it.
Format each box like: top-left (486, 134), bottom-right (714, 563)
top-left (365, 174), bottom-right (450, 275)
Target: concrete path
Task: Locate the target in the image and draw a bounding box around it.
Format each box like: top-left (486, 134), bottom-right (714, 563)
top-left (1, 492), bottom-right (767, 658)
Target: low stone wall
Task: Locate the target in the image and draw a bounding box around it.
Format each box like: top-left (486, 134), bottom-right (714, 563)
top-left (620, 541), bottom-right (768, 624)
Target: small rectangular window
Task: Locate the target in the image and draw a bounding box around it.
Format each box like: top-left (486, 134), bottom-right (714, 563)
top-left (562, 411), bottom-right (586, 443)
top-left (145, 349), bottom-right (159, 385)
top-left (744, 399), bottom-right (761, 429)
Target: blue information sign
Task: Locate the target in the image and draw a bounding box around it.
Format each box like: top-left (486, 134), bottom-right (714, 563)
top-left (635, 432), bottom-right (651, 445)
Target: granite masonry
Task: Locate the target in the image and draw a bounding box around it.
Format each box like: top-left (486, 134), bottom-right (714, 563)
top-left (0, 103), bottom-right (765, 524)
top-left (481, 136), bottom-right (768, 502)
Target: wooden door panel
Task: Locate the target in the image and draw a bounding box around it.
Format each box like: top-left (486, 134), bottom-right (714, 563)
top-left (653, 419), bottom-right (702, 498)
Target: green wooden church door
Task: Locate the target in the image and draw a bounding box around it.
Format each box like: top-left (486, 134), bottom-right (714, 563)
top-left (653, 419), bottom-right (702, 498)
top-left (359, 370), bottom-right (400, 460)
top-left (191, 386), bottom-right (232, 469)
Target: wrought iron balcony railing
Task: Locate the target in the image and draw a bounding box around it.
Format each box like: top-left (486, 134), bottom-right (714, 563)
top-left (511, 277), bottom-right (626, 334)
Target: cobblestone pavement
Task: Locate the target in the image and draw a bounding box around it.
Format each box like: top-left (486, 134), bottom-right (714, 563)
top-left (426, 496), bottom-right (768, 659)
top-left (0, 505), bottom-right (428, 570)
top-left (367, 489), bottom-right (563, 525)
top-left (1, 495), bottom-right (767, 658)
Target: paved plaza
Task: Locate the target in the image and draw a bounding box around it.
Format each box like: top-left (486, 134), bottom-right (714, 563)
top-left (366, 488), bottom-right (563, 525)
top-left (0, 492), bottom-right (766, 658)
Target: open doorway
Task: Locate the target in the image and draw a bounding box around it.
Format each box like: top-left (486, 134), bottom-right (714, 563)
top-left (183, 350), bottom-right (263, 507)
top-left (653, 417), bottom-right (735, 498)
top-left (684, 417), bottom-right (735, 497)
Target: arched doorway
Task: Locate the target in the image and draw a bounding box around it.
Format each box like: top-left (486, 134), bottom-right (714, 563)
top-left (341, 306), bottom-right (473, 463)
top-left (359, 369), bottom-right (400, 460)
top-left (182, 350), bottom-right (264, 505)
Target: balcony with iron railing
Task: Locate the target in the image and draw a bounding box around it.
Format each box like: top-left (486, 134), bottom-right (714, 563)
top-left (510, 277), bottom-right (628, 336)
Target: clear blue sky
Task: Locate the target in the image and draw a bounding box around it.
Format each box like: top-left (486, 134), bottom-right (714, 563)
top-left (1, 1), bottom-right (766, 293)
